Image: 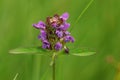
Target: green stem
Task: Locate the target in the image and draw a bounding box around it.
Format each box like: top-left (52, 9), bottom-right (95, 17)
top-left (50, 52), bottom-right (56, 80)
top-left (50, 52), bottom-right (57, 80)
top-left (53, 58), bottom-right (56, 80)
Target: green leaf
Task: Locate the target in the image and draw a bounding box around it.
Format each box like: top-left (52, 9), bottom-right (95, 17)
top-left (9, 47), bottom-right (50, 55)
top-left (71, 52), bottom-right (96, 56)
top-left (9, 47), bottom-right (96, 56)
top-left (69, 48), bottom-right (96, 56)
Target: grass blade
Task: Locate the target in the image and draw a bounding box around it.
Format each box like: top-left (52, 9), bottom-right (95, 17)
top-left (13, 73), bottom-right (18, 80)
top-left (70, 0), bottom-right (94, 32)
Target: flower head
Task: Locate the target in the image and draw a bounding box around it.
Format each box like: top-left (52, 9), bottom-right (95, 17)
top-left (33, 12), bottom-right (75, 51)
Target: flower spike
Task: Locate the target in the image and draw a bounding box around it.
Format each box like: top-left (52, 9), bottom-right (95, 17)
top-left (33, 12), bottom-right (75, 52)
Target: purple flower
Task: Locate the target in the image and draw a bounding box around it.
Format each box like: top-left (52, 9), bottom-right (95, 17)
top-left (64, 31), bottom-right (70, 35)
top-left (60, 12), bottom-right (69, 21)
top-left (64, 36), bottom-right (75, 43)
top-left (42, 40), bottom-right (50, 49)
top-left (56, 30), bottom-right (63, 38)
top-left (33, 21), bottom-right (46, 29)
top-left (51, 23), bottom-right (57, 28)
top-left (60, 22), bottom-right (70, 30)
top-left (38, 30), bottom-right (47, 41)
top-left (55, 42), bottom-right (62, 50)
top-left (33, 12), bottom-right (75, 51)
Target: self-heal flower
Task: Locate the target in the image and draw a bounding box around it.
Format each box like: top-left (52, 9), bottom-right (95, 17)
top-left (60, 12), bottom-right (69, 21)
top-left (33, 21), bottom-right (46, 29)
top-left (59, 22), bottom-right (70, 31)
top-left (33, 12), bottom-right (75, 52)
top-left (42, 40), bottom-right (50, 49)
top-left (64, 31), bottom-right (70, 35)
top-left (64, 36), bottom-right (75, 43)
top-left (38, 30), bottom-right (46, 41)
top-left (56, 30), bottom-right (63, 38)
top-left (55, 42), bottom-right (62, 51)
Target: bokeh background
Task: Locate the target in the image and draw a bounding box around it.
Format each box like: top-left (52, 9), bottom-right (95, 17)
top-left (0, 0), bottom-right (120, 80)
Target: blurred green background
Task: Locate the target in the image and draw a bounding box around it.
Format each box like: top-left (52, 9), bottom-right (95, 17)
top-left (0, 0), bottom-right (120, 80)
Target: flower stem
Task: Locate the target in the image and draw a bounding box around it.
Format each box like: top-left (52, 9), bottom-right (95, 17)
top-left (53, 58), bottom-right (56, 80)
top-left (50, 52), bottom-right (56, 80)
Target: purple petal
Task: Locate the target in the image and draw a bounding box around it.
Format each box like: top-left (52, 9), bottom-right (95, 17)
top-left (55, 42), bottom-right (62, 51)
top-left (56, 30), bottom-right (63, 38)
top-left (38, 35), bottom-right (46, 41)
top-left (59, 25), bottom-right (64, 29)
top-left (60, 12), bottom-right (69, 20)
top-left (33, 21), bottom-right (46, 29)
top-left (51, 23), bottom-right (57, 28)
top-left (63, 22), bottom-right (70, 30)
top-left (38, 30), bottom-right (46, 40)
top-left (64, 36), bottom-right (75, 43)
top-left (38, 35), bottom-right (42, 39)
top-left (64, 31), bottom-right (70, 35)
top-left (41, 30), bottom-right (46, 37)
top-left (60, 22), bottom-right (70, 30)
top-left (42, 40), bottom-right (50, 49)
